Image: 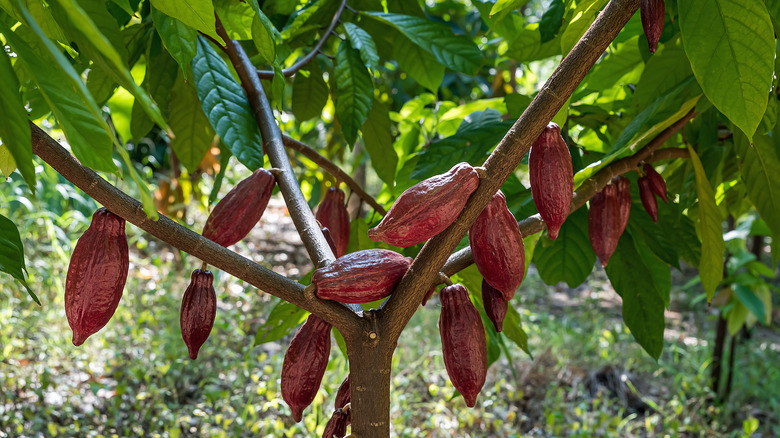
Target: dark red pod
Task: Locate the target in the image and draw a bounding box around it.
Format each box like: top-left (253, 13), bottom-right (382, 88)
top-left (529, 122), bottom-right (574, 240)
top-left (334, 374), bottom-right (350, 410)
top-left (65, 208), bottom-right (129, 346)
top-left (369, 162), bottom-right (480, 247)
top-left (588, 183), bottom-right (625, 267)
top-left (642, 163), bottom-right (668, 202)
top-left (638, 176), bottom-right (659, 222)
top-left (312, 249), bottom-right (412, 303)
top-left (640, 0), bottom-right (665, 54)
top-left (322, 409), bottom-right (348, 438)
top-left (316, 188), bottom-right (350, 257)
top-left (180, 269), bottom-right (217, 360)
top-left (482, 279), bottom-right (508, 333)
top-left (439, 284), bottom-right (487, 408)
top-left (614, 176), bottom-right (632, 230)
top-left (421, 286), bottom-right (436, 306)
top-left (202, 168), bottom-right (275, 247)
top-left (469, 190), bottom-right (525, 300)
top-left (281, 314), bottom-right (332, 422)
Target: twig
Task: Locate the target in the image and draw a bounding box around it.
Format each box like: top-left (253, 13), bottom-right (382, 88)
top-left (256, 0), bottom-right (348, 79)
top-left (282, 135), bottom-right (387, 216)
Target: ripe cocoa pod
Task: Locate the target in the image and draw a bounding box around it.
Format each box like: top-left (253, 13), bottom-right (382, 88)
top-left (638, 176), bottom-right (659, 222)
top-left (368, 162), bottom-right (480, 247)
top-left (615, 176), bottom-right (632, 229)
top-left (281, 314), bottom-right (332, 422)
top-left (642, 163), bottom-right (668, 202)
top-left (316, 188), bottom-right (350, 257)
top-left (180, 269), bottom-right (217, 360)
top-left (640, 0), bottom-right (665, 54)
top-left (322, 409), bottom-right (348, 438)
top-left (312, 249), bottom-right (412, 303)
top-left (322, 227), bottom-right (338, 256)
top-left (439, 284), bottom-right (487, 408)
top-left (334, 374), bottom-right (350, 410)
top-left (588, 179), bottom-right (630, 267)
top-left (65, 208), bottom-right (129, 346)
top-left (202, 168), bottom-right (275, 247)
top-left (469, 190), bottom-right (525, 300)
top-left (482, 279), bottom-right (508, 333)
top-left (529, 122), bottom-right (574, 240)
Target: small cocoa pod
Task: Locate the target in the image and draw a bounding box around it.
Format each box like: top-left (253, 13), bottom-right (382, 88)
top-left (180, 269), bottom-right (217, 360)
top-left (334, 374), bottom-right (350, 410)
top-left (312, 249), bottom-right (412, 303)
top-left (322, 227), bottom-right (338, 256)
top-left (421, 286), bottom-right (436, 306)
top-left (316, 188), bottom-right (350, 257)
top-left (281, 314), bottom-right (332, 422)
top-left (65, 208), bottom-right (129, 346)
top-left (529, 122), bottom-right (574, 240)
top-left (322, 409), bottom-right (348, 438)
top-left (202, 168), bottom-right (275, 247)
top-left (642, 163), bottom-right (668, 202)
top-left (614, 176), bottom-right (632, 230)
top-left (588, 180), bottom-right (630, 267)
top-left (638, 176), bottom-right (659, 222)
top-left (640, 0), bottom-right (665, 54)
top-left (368, 162), bottom-right (480, 247)
top-left (482, 279), bottom-right (508, 333)
top-left (469, 190), bottom-right (525, 300)
top-left (439, 284), bottom-right (487, 408)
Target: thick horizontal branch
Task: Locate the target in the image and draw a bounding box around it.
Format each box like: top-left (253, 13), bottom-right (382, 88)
top-left (282, 135), bottom-right (387, 216)
top-left (29, 123), bottom-right (354, 328)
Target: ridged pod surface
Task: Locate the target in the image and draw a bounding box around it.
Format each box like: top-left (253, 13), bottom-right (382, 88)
top-left (638, 176), bottom-right (659, 222)
top-left (482, 279), bottom-right (508, 333)
top-left (281, 314), bottom-right (332, 422)
top-left (643, 163), bottom-right (668, 202)
top-left (588, 181), bottom-right (629, 267)
top-left (322, 409), bottom-right (348, 438)
top-left (202, 168), bottom-right (275, 247)
top-left (368, 162), bottom-right (480, 247)
top-left (65, 208), bottom-right (129, 346)
top-left (439, 284), bottom-right (487, 408)
top-left (180, 269), bottom-right (217, 360)
top-left (640, 0), bottom-right (665, 54)
top-left (312, 249), bottom-right (412, 303)
top-left (469, 191), bottom-right (525, 300)
top-left (334, 374), bottom-right (351, 425)
top-left (529, 123), bottom-right (574, 240)
top-left (316, 188), bottom-right (350, 257)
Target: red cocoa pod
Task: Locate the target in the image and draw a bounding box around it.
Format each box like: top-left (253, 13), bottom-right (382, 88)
top-left (322, 227), bottom-right (338, 256)
top-left (180, 269), bottom-right (217, 360)
top-left (281, 314), bottom-right (332, 422)
top-left (421, 286), bottom-right (436, 306)
top-left (640, 0), bottom-right (665, 54)
top-left (202, 168), bottom-right (275, 247)
top-left (65, 208), bottom-right (129, 346)
top-left (638, 176), bottom-right (659, 222)
top-left (439, 284), bottom-right (487, 408)
top-left (643, 163), bottom-right (668, 202)
top-left (614, 176), bottom-right (632, 231)
top-left (588, 183), bottom-right (624, 267)
top-left (368, 162), bottom-right (480, 247)
top-left (316, 188), bottom-right (350, 257)
top-left (469, 190), bottom-right (525, 300)
top-left (322, 409), bottom-right (348, 438)
top-left (313, 249), bottom-right (412, 303)
top-left (334, 374), bottom-right (350, 410)
top-left (482, 279), bottom-right (508, 333)
top-left (529, 122), bottom-right (574, 240)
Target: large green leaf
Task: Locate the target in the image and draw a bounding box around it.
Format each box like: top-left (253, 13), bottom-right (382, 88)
top-left (362, 12), bottom-right (483, 75)
top-left (335, 40), bottom-right (374, 147)
top-left (560, 0), bottom-right (608, 54)
top-left (532, 208), bottom-right (596, 288)
top-left (291, 65), bottom-right (329, 121)
top-left (213, 0), bottom-right (253, 40)
top-left (251, 11), bottom-right (277, 65)
top-left (152, 7), bottom-right (198, 79)
top-left (539, 0), bottom-right (564, 43)
top-left (0, 48), bottom-right (34, 191)
top-left (582, 35), bottom-right (643, 92)
top-left (0, 214), bottom-right (38, 304)
top-left (687, 144), bottom-right (724, 301)
top-left (343, 22), bottom-right (379, 70)
top-left (149, 0), bottom-right (221, 43)
top-left (131, 49), bottom-right (179, 140)
top-left (733, 283), bottom-right (768, 325)
top-left (632, 38), bottom-right (693, 111)
top-left (392, 34), bottom-right (445, 93)
top-left (192, 36), bottom-right (264, 171)
top-left (169, 73), bottom-right (215, 174)
top-left (361, 100), bottom-right (397, 188)
top-left (253, 298), bottom-right (307, 345)
top-left (502, 21), bottom-right (561, 63)
top-left (679, 0), bottom-right (774, 140)
top-left (489, 0), bottom-right (531, 23)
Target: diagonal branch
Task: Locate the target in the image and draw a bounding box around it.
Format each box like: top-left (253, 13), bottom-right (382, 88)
top-left (282, 135), bottom-right (387, 216)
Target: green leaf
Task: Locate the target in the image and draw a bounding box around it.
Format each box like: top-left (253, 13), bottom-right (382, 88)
top-left (251, 12), bottom-right (276, 65)
top-left (560, 0), bottom-right (608, 54)
top-left (0, 146), bottom-right (17, 178)
top-left (532, 208), bottom-right (596, 288)
top-left (169, 73), bottom-right (215, 174)
top-left (362, 12), bottom-right (483, 75)
top-left (0, 214), bottom-right (38, 304)
top-left (679, 0), bottom-right (774, 140)
top-left (335, 40), bottom-right (374, 147)
top-left (539, 0), bottom-right (564, 43)
top-left (687, 144), bottom-right (724, 301)
top-left (291, 66), bottom-right (329, 121)
top-left (605, 232), bottom-right (666, 360)
top-left (152, 7), bottom-right (198, 79)
top-left (131, 49), bottom-right (179, 140)
top-left (733, 284), bottom-right (768, 325)
top-left (192, 36), bottom-right (265, 171)
top-left (149, 0), bottom-right (221, 43)
top-left (632, 37), bottom-right (693, 111)
top-left (343, 22), bottom-right (379, 70)
top-left (253, 298), bottom-right (307, 345)
top-left (583, 35), bottom-right (643, 92)
top-left (0, 48), bottom-right (34, 191)
top-left (503, 22), bottom-right (562, 63)
top-left (213, 0), bottom-right (253, 40)
top-left (489, 0), bottom-right (531, 23)
top-left (392, 33), bottom-right (445, 93)
top-left (361, 100), bottom-right (397, 187)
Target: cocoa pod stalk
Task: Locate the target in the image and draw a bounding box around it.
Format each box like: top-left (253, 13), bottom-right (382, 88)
top-left (588, 182), bottom-right (628, 267)
top-left (439, 284), bottom-right (487, 408)
top-left (65, 208), bottom-right (129, 346)
top-left (316, 188), bottom-right (350, 257)
top-left (369, 162), bottom-right (480, 247)
top-left (180, 269), bottom-right (217, 360)
top-left (312, 249), bottom-right (412, 303)
top-left (281, 314), bottom-right (332, 422)
top-left (482, 279), bottom-right (508, 333)
top-left (640, 0), bottom-right (665, 54)
top-left (202, 168), bottom-right (275, 247)
top-left (642, 163), bottom-right (668, 202)
top-left (322, 227), bottom-right (338, 256)
top-left (529, 123), bottom-right (574, 240)
top-left (638, 176), bottom-right (659, 222)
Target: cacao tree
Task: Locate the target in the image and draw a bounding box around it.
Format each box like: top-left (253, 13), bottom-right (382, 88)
top-left (1, 0), bottom-right (778, 436)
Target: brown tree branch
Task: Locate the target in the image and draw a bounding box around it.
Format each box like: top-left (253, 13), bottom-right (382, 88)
top-left (282, 135), bottom-right (387, 216)
top-left (256, 0), bottom-right (348, 79)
